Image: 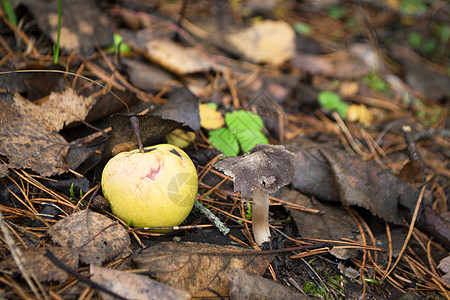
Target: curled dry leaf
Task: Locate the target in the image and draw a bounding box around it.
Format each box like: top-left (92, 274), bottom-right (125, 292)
top-left (49, 210), bottom-right (131, 265)
top-left (146, 39), bottom-right (213, 75)
top-left (132, 242), bottom-right (275, 298)
top-left (0, 247), bottom-right (78, 283)
top-left (90, 265), bottom-right (190, 300)
top-left (0, 94), bottom-right (69, 177)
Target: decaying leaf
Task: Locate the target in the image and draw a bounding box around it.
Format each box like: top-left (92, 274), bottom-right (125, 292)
top-left (282, 189), bottom-right (362, 260)
top-left (10, 0), bottom-right (113, 54)
top-left (228, 268), bottom-right (310, 300)
top-left (156, 87), bottom-right (201, 133)
top-left (132, 242), bottom-right (275, 298)
top-left (287, 142), bottom-right (426, 223)
top-left (438, 256), bottom-right (450, 286)
top-left (226, 20), bottom-right (295, 65)
top-left (49, 210), bottom-right (131, 265)
top-left (0, 247), bottom-right (78, 283)
top-left (283, 189), bottom-right (409, 261)
top-left (0, 94), bottom-right (69, 177)
top-left (11, 88), bottom-right (95, 131)
top-left (90, 265), bottom-right (190, 300)
top-left (292, 44), bottom-right (379, 79)
top-left (102, 114), bottom-right (182, 159)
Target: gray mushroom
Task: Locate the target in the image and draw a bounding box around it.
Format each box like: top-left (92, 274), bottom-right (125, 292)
top-left (214, 144), bottom-right (299, 245)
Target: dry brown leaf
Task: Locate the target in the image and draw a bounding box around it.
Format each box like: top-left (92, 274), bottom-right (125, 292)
top-left (132, 242), bottom-right (275, 298)
top-left (49, 210), bottom-right (131, 265)
top-left (0, 95), bottom-right (69, 177)
top-left (146, 39), bottom-right (213, 75)
top-left (10, 0), bottom-right (113, 54)
top-left (228, 269), bottom-right (311, 300)
top-left (12, 88), bottom-right (94, 131)
top-left (0, 247), bottom-right (78, 283)
top-left (288, 142), bottom-right (425, 224)
top-left (438, 256), bottom-right (450, 286)
top-left (226, 20), bottom-right (295, 65)
top-left (90, 265), bottom-right (190, 300)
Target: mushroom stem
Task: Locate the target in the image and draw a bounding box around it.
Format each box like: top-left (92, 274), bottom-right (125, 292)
top-left (252, 188), bottom-right (271, 245)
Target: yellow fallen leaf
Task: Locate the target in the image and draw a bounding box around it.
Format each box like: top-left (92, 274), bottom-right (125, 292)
top-left (346, 104), bottom-right (374, 127)
top-left (199, 104), bottom-right (224, 130)
top-left (166, 129), bottom-right (196, 149)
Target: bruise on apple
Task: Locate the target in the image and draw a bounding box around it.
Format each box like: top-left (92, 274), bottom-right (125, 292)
top-left (143, 157), bottom-right (162, 181)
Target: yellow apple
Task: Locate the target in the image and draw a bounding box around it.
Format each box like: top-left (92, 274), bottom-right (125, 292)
top-left (101, 144), bottom-right (198, 228)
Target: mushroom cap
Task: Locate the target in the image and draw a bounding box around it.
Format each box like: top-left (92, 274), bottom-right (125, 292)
top-left (214, 144), bottom-right (299, 200)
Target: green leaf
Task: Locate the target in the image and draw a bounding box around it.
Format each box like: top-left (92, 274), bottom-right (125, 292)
top-left (318, 91), bottom-right (349, 119)
top-left (293, 22), bottom-right (312, 35)
top-left (208, 128), bottom-right (239, 156)
top-left (328, 5), bottom-right (347, 20)
top-left (235, 129), bottom-right (268, 154)
top-left (225, 110), bottom-right (264, 134)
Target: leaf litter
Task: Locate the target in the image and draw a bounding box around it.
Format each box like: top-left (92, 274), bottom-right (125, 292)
top-left (0, 0), bottom-right (449, 299)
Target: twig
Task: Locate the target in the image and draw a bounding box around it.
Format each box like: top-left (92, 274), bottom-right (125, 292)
top-left (194, 200), bottom-right (230, 236)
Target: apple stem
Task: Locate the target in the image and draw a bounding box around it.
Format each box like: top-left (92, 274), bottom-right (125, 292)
top-left (130, 116), bottom-right (143, 153)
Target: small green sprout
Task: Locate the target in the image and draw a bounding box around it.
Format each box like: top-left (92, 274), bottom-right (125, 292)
top-left (245, 202), bottom-right (252, 220)
top-left (125, 220), bottom-right (133, 229)
top-left (105, 34), bottom-right (132, 54)
top-left (69, 183), bottom-right (75, 200)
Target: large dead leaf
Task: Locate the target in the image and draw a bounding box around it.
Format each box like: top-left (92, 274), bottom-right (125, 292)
top-left (228, 268), bottom-right (311, 300)
top-left (49, 210), bottom-right (131, 265)
top-left (11, 0), bottom-right (113, 54)
top-left (0, 94), bottom-right (69, 177)
top-left (287, 142), bottom-right (425, 223)
top-left (282, 189), bottom-right (362, 260)
top-left (90, 265), bottom-right (190, 300)
top-left (102, 114), bottom-right (182, 159)
top-left (11, 88), bottom-right (95, 131)
top-left (283, 189), bottom-right (409, 260)
top-left (0, 247), bottom-right (78, 283)
top-left (132, 242), bottom-right (275, 298)
top-left (225, 20), bottom-right (295, 65)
